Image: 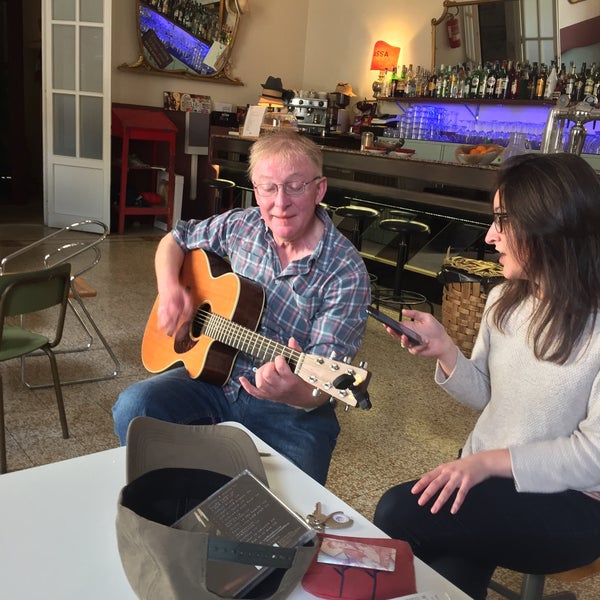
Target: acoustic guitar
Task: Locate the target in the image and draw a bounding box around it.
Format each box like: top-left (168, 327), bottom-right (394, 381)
top-left (142, 249), bottom-right (371, 409)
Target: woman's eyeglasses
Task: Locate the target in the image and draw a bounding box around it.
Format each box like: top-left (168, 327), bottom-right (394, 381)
top-left (492, 212), bottom-right (510, 233)
top-left (253, 176), bottom-right (322, 197)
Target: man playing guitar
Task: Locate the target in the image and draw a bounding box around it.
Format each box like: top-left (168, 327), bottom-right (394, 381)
top-left (112, 129), bottom-right (371, 484)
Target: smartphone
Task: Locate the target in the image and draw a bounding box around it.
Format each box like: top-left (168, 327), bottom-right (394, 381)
top-left (366, 305), bottom-right (423, 347)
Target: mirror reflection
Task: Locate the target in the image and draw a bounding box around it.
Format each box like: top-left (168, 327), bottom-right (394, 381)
top-left (432, 0), bottom-right (557, 72)
top-left (121, 0), bottom-right (243, 84)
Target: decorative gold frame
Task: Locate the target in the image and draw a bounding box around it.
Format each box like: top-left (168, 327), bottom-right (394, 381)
top-left (118, 0), bottom-right (244, 85)
top-left (431, 0), bottom-right (518, 72)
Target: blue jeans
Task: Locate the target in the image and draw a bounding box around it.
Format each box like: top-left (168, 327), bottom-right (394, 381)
top-left (374, 477), bottom-right (600, 600)
top-left (112, 367), bottom-right (340, 485)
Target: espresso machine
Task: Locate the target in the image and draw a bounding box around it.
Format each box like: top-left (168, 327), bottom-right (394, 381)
top-left (286, 95), bottom-right (328, 135)
top-left (326, 92), bottom-right (350, 134)
top-left (541, 95), bottom-right (600, 155)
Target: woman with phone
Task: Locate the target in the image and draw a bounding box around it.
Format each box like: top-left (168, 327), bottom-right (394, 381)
top-left (373, 153), bottom-right (600, 600)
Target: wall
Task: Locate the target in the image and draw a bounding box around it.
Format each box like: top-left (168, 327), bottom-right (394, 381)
top-left (111, 0), bottom-right (439, 110)
top-left (558, 0), bottom-right (600, 67)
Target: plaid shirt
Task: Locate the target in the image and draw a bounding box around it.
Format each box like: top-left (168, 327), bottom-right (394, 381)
top-left (172, 206), bottom-right (370, 403)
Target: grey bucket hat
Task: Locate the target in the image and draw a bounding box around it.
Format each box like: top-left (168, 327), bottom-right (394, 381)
top-left (116, 417), bottom-right (317, 599)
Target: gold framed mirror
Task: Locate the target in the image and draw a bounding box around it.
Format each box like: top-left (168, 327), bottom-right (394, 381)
top-left (431, 0), bottom-right (558, 73)
top-left (118, 0), bottom-right (244, 85)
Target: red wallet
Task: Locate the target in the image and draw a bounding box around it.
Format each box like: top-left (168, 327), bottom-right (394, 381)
top-left (301, 533), bottom-right (417, 600)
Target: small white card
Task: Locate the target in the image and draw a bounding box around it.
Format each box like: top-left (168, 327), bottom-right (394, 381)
top-left (242, 105), bottom-right (267, 138)
top-left (204, 40), bottom-right (228, 70)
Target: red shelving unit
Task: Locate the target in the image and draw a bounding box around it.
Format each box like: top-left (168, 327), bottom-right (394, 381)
top-left (111, 107), bottom-right (178, 234)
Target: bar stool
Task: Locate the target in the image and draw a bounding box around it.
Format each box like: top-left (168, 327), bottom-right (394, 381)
top-left (201, 177), bottom-right (236, 214)
top-left (319, 201), bottom-right (334, 219)
top-left (334, 205), bottom-right (380, 251)
top-left (334, 204), bottom-right (380, 293)
top-left (376, 215), bottom-right (433, 316)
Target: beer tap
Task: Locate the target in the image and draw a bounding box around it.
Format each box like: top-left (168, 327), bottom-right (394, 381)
top-left (541, 95), bottom-right (600, 155)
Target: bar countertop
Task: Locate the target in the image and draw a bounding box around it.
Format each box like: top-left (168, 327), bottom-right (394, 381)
top-left (210, 133), bottom-right (498, 221)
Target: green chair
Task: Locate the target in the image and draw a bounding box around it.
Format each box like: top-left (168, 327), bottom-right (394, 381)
top-left (0, 220), bottom-right (120, 387)
top-left (0, 263), bottom-right (72, 473)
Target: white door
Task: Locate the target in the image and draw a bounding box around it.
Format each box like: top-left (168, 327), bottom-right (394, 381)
top-left (43, 0), bottom-right (111, 229)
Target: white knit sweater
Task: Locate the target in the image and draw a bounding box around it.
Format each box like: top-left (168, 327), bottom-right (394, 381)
top-left (436, 284), bottom-right (600, 494)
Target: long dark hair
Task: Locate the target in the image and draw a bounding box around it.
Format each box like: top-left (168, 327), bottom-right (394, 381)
top-left (491, 153), bottom-right (600, 364)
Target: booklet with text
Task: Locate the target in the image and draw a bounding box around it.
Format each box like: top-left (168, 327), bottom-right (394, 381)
top-left (173, 469), bottom-right (315, 598)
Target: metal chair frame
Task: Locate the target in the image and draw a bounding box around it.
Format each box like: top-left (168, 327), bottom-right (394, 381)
top-left (0, 220), bottom-right (120, 387)
top-left (489, 573), bottom-right (577, 600)
top-left (0, 263), bottom-right (72, 473)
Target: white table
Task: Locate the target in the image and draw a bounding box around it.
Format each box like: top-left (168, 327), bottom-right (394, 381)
top-left (0, 424), bottom-right (472, 599)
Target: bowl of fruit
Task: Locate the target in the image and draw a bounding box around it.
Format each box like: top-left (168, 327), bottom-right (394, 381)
top-left (455, 144), bottom-right (504, 166)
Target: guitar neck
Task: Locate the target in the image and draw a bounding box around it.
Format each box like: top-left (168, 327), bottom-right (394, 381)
top-left (203, 311), bottom-right (302, 369)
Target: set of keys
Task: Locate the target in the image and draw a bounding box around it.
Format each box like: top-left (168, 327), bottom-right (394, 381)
top-left (305, 502), bottom-right (354, 532)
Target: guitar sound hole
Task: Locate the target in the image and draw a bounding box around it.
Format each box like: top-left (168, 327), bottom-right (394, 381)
top-left (191, 303), bottom-right (210, 338)
top-left (173, 320), bottom-right (195, 354)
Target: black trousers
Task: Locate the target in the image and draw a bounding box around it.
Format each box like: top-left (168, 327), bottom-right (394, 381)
top-left (373, 477), bottom-right (600, 600)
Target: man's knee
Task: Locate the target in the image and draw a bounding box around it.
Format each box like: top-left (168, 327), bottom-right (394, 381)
top-left (112, 381), bottom-right (153, 444)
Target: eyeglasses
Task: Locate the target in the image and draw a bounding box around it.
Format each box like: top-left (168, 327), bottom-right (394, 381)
top-left (252, 176), bottom-right (322, 197)
top-left (492, 212), bottom-right (510, 233)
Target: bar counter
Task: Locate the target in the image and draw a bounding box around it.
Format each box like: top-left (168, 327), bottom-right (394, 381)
top-left (209, 133), bottom-right (496, 280)
top-left (210, 133), bottom-right (497, 221)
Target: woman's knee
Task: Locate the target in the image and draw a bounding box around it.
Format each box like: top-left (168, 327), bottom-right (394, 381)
top-left (374, 481), bottom-right (419, 536)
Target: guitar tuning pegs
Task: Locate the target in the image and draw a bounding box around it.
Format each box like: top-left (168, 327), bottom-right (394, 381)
top-left (312, 389), bottom-right (322, 397)
top-left (329, 350), bottom-right (337, 360)
top-left (359, 361), bottom-right (368, 368)
top-left (342, 356), bottom-right (352, 364)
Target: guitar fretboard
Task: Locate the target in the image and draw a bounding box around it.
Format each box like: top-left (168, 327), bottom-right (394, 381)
top-left (197, 310), bottom-right (302, 371)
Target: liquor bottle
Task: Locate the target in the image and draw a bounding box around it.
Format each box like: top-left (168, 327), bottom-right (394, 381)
top-left (406, 64), bottom-right (416, 97)
top-left (448, 65), bottom-right (459, 98)
top-left (427, 68), bottom-right (438, 98)
top-left (478, 64), bottom-right (489, 98)
top-left (584, 64), bottom-right (595, 97)
top-left (381, 69), bottom-right (390, 98)
top-left (395, 65), bottom-right (407, 97)
top-left (506, 61), bottom-right (518, 99)
top-left (565, 64), bottom-right (577, 99)
top-left (469, 64), bottom-right (481, 99)
top-left (528, 62), bottom-right (538, 99)
top-left (485, 62), bottom-right (497, 99)
top-left (573, 63), bottom-right (586, 102)
top-left (553, 63), bottom-right (566, 97)
top-left (544, 62), bottom-right (558, 99)
top-left (458, 64), bottom-right (468, 99)
top-left (415, 66), bottom-right (426, 98)
top-left (518, 62), bottom-right (530, 99)
top-left (593, 66), bottom-right (600, 99)
top-left (494, 61), bottom-right (507, 99)
top-left (389, 67), bottom-right (399, 98)
top-left (435, 64), bottom-right (445, 98)
top-left (443, 65), bottom-right (452, 98)
top-left (535, 63), bottom-right (547, 100)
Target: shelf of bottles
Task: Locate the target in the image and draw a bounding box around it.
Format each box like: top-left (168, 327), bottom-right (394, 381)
top-left (374, 60), bottom-right (599, 104)
top-left (372, 61), bottom-right (600, 154)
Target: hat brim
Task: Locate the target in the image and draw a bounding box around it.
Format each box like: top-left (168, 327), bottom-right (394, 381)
top-left (335, 88), bottom-right (356, 97)
top-left (125, 417), bottom-right (268, 486)
top-left (258, 96), bottom-right (284, 106)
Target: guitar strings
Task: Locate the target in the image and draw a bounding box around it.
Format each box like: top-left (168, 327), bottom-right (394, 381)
top-left (193, 308), bottom-right (302, 365)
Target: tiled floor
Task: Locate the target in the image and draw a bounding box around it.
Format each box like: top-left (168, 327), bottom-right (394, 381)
top-left (0, 219), bottom-right (598, 599)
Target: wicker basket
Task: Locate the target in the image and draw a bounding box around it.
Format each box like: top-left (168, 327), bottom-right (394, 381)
top-left (439, 256), bottom-right (504, 358)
